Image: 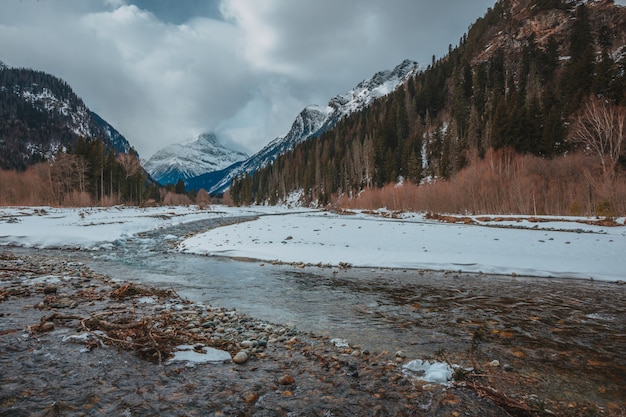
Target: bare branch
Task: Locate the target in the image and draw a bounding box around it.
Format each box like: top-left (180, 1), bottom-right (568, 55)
top-left (569, 96), bottom-right (626, 179)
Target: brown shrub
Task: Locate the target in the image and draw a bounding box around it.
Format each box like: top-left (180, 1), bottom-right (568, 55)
top-left (333, 149), bottom-right (626, 216)
top-left (162, 191), bottom-right (191, 206)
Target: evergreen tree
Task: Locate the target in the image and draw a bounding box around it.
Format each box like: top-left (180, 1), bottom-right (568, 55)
top-left (561, 4), bottom-right (594, 112)
top-left (175, 178), bottom-right (186, 194)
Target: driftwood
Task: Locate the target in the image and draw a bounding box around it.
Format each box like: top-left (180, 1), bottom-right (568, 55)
top-left (453, 380), bottom-right (556, 417)
top-left (31, 309), bottom-right (214, 365)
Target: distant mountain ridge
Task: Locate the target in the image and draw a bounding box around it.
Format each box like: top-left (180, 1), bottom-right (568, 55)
top-left (0, 64), bottom-right (132, 170)
top-left (144, 132), bottom-right (248, 186)
top-left (189, 59), bottom-right (419, 194)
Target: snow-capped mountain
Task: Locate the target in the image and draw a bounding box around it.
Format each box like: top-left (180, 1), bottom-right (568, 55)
top-left (195, 59), bottom-right (419, 194)
top-left (0, 64), bottom-right (132, 170)
top-left (144, 133), bottom-right (249, 186)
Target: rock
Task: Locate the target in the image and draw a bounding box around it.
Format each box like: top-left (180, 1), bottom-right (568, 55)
top-left (240, 340), bottom-right (255, 349)
top-left (278, 374), bottom-right (295, 385)
top-left (503, 364), bottom-right (514, 372)
top-left (40, 322), bottom-right (55, 332)
top-left (395, 351), bottom-right (407, 359)
top-left (489, 360), bottom-right (501, 367)
top-left (351, 350), bottom-right (362, 357)
top-left (244, 392), bottom-right (259, 404)
top-left (52, 297), bottom-right (74, 309)
top-left (232, 351), bottom-right (249, 364)
top-left (347, 364), bottom-right (359, 378)
top-left (43, 285), bottom-right (58, 294)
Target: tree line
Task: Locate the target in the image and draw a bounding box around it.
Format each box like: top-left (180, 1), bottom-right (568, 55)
top-left (0, 138), bottom-right (159, 206)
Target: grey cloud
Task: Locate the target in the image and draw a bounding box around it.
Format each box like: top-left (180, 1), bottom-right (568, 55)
top-left (1, 0), bottom-right (500, 158)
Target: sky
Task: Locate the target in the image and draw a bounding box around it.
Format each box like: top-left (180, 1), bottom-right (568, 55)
top-left (0, 0), bottom-right (528, 158)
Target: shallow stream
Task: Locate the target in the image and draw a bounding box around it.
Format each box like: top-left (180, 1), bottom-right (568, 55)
top-left (12, 216), bottom-right (626, 413)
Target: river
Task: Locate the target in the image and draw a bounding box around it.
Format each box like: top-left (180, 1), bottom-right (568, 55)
top-left (14, 216), bottom-right (626, 413)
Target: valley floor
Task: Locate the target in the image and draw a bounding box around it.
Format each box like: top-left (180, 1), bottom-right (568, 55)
top-left (1, 205), bottom-right (625, 415)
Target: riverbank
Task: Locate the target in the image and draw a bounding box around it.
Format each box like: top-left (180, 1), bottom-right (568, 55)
top-left (2, 205), bottom-right (625, 281)
top-left (2, 252), bottom-right (624, 416)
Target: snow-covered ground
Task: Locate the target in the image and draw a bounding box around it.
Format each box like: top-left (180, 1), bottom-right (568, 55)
top-left (181, 210), bottom-right (626, 282)
top-left (1, 206), bottom-right (625, 282)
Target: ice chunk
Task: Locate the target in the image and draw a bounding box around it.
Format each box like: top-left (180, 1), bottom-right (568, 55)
top-left (402, 359), bottom-right (453, 385)
top-left (167, 345), bottom-right (231, 364)
top-left (331, 338), bottom-right (349, 348)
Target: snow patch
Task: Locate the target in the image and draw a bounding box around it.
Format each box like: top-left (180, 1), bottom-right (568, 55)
top-left (402, 359), bottom-right (453, 385)
top-left (167, 345), bottom-right (232, 364)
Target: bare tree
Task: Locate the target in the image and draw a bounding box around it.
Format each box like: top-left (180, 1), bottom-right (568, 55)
top-left (569, 96), bottom-right (626, 179)
top-left (117, 153), bottom-right (142, 202)
top-left (117, 153), bottom-right (142, 178)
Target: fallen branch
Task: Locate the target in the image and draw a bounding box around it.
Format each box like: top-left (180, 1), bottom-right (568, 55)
top-left (458, 382), bottom-right (556, 417)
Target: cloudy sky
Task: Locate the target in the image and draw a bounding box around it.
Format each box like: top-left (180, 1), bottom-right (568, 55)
top-left (0, 0), bottom-right (504, 158)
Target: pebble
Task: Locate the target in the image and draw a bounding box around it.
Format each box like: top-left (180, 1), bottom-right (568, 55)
top-left (240, 340), bottom-right (255, 349)
top-left (40, 322), bottom-right (55, 332)
top-left (52, 297), bottom-right (74, 309)
top-left (489, 360), bottom-right (501, 367)
top-left (1, 251), bottom-right (620, 416)
top-left (278, 374), bottom-right (295, 385)
top-left (43, 285), bottom-right (58, 294)
top-left (232, 351), bottom-right (249, 364)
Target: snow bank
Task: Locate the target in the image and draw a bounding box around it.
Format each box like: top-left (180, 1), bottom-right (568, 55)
top-left (0, 205), bottom-right (289, 250)
top-left (180, 210), bottom-right (626, 281)
top-left (1, 205), bottom-right (624, 282)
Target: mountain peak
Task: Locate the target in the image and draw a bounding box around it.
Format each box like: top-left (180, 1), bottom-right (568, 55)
top-left (144, 132), bottom-right (248, 185)
top-left (328, 59), bottom-right (418, 114)
top-left (353, 59), bottom-right (418, 94)
top-left (197, 132), bottom-right (220, 146)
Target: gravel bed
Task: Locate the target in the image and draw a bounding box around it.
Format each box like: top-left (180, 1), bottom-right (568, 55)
top-left (0, 252), bottom-right (619, 416)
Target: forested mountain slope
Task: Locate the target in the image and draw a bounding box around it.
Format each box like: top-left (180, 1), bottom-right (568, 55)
top-left (230, 0), bottom-right (626, 210)
top-left (0, 64), bottom-right (132, 171)
top-left (191, 60), bottom-right (418, 195)
top-left (0, 64), bottom-right (155, 206)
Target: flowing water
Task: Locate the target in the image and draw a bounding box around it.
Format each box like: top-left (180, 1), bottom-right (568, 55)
top-left (7, 216), bottom-right (626, 414)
